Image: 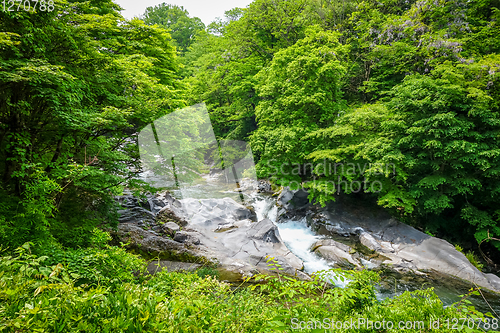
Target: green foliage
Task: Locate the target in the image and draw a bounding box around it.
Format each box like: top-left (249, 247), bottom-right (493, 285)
top-left (35, 244), bottom-right (145, 288)
top-left (466, 252), bottom-right (485, 272)
top-left (455, 245), bottom-right (485, 271)
top-left (1, 0), bottom-right (500, 330)
top-left (196, 266), bottom-right (220, 279)
top-left (179, 0), bottom-right (500, 256)
top-left (90, 228), bottom-right (113, 249)
top-left (142, 3), bottom-right (205, 53)
top-left (0, 247), bottom-right (494, 332)
top-left (0, 0), bottom-right (185, 248)
top-left (251, 26), bottom-right (348, 182)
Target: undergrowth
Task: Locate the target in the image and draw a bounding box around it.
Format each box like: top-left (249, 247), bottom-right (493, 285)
top-left (0, 245), bottom-right (497, 332)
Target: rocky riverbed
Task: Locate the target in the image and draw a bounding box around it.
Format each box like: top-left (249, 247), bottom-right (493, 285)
top-left (112, 181), bottom-right (500, 298)
top-left (276, 187), bottom-right (500, 294)
top-left (113, 189), bottom-right (307, 280)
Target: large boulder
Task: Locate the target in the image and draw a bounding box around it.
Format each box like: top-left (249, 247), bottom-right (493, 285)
top-left (116, 223), bottom-right (181, 254)
top-left (277, 187), bottom-right (311, 211)
top-left (114, 191), bottom-right (306, 281)
top-left (303, 195), bottom-right (500, 294)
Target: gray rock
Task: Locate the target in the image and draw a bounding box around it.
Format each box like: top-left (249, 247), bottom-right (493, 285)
top-left (360, 258), bottom-right (378, 269)
top-left (359, 232), bottom-right (382, 252)
top-left (115, 195), bottom-right (139, 209)
top-left (115, 223), bottom-right (184, 255)
top-left (312, 239), bottom-right (360, 268)
top-left (311, 239), bottom-right (351, 253)
top-left (115, 192), bottom-right (307, 282)
top-left (148, 197), bottom-right (166, 214)
top-left (162, 222), bottom-right (180, 236)
top-left (117, 206), bottom-right (155, 224)
top-left (277, 187), bottom-right (310, 210)
top-left (289, 192), bottom-right (500, 294)
top-left (178, 198), bottom-right (305, 280)
top-left (156, 206), bottom-right (189, 227)
top-left (257, 180), bottom-right (272, 193)
top-left (486, 273), bottom-right (500, 291)
top-left (173, 231), bottom-right (201, 245)
top-left (249, 218), bottom-right (280, 243)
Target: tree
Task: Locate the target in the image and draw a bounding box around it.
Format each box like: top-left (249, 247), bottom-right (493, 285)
top-left (251, 26), bottom-right (348, 184)
top-left (142, 3), bottom-right (205, 53)
top-left (0, 0), bottom-right (184, 248)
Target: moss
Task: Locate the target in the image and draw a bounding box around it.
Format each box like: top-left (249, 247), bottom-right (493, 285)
top-left (156, 208), bottom-right (188, 227)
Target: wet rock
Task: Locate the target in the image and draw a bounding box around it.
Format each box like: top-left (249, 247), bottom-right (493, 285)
top-left (360, 258), bottom-right (378, 269)
top-left (282, 191), bottom-right (500, 294)
top-left (114, 191), bottom-right (307, 281)
top-left (179, 198), bottom-right (305, 280)
top-left (277, 187), bottom-right (310, 211)
top-left (257, 180), bottom-right (272, 193)
top-left (249, 218), bottom-right (280, 243)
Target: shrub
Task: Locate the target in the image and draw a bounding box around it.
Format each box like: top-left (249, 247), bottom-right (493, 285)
top-left (0, 245), bottom-right (495, 332)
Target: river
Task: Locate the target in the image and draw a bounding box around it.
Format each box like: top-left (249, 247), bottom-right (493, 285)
top-left (142, 171), bottom-right (500, 317)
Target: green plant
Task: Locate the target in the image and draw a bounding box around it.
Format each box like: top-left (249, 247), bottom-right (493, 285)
top-left (0, 245), bottom-right (495, 333)
top-left (466, 251), bottom-right (484, 272)
top-left (89, 228), bottom-right (112, 249)
top-left (455, 245), bottom-right (484, 271)
top-left (196, 266), bottom-right (219, 279)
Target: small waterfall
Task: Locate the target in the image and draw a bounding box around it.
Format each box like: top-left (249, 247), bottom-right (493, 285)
top-left (251, 193), bottom-right (349, 287)
top-left (277, 219), bottom-right (331, 274)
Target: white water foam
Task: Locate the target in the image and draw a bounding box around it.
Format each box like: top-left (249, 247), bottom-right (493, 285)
top-left (251, 194), bottom-right (277, 222)
top-left (277, 219), bottom-right (349, 287)
top-left (251, 193), bottom-right (349, 287)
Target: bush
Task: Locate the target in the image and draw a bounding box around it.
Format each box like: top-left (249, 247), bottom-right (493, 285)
top-left (0, 246), bottom-right (496, 332)
top-left (35, 243), bottom-right (146, 288)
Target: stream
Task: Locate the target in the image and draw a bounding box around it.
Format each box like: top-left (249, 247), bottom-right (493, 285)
top-left (141, 171), bottom-right (500, 317)
top-left (250, 192), bottom-right (500, 316)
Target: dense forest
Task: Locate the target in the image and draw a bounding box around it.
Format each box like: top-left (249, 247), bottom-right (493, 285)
top-left (179, 0), bottom-right (500, 261)
top-left (1, 0), bottom-right (500, 331)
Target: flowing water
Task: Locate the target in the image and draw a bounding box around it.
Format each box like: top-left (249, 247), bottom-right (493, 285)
top-left (250, 192), bottom-right (500, 315)
top-left (147, 174), bottom-right (500, 317)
